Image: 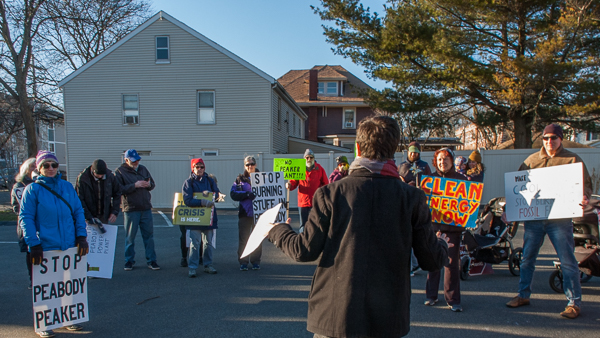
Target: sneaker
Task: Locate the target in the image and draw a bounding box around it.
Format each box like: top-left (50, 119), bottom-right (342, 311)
top-left (424, 299), bottom-right (438, 306)
top-left (240, 264), bottom-right (249, 271)
top-left (449, 304), bottom-right (463, 312)
top-left (204, 265), bottom-right (217, 274)
top-left (252, 264), bottom-right (260, 270)
top-left (506, 296), bottom-right (530, 308)
top-left (560, 305), bottom-right (580, 319)
top-left (124, 261), bottom-right (133, 271)
top-left (37, 330), bottom-right (55, 338)
top-left (66, 324), bottom-right (83, 331)
top-left (180, 257), bottom-right (188, 267)
top-left (188, 269), bottom-right (197, 278)
top-left (148, 261), bottom-right (161, 270)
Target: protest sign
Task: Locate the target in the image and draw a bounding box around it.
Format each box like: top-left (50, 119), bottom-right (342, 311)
top-left (251, 172), bottom-right (287, 224)
top-left (504, 162), bottom-right (584, 222)
top-left (420, 175), bottom-right (483, 229)
top-left (172, 192), bottom-right (214, 226)
top-left (86, 223), bottom-right (117, 279)
top-left (32, 247), bottom-right (88, 332)
top-left (273, 158), bottom-right (306, 180)
top-left (241, 203), bottom-right (283, 258)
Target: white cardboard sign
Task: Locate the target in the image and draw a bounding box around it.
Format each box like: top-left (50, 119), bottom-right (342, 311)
top-left (32, 247), bottom-right (89, 332)
top-left (251, 172), bottom-right (287, 224)
top-left (86, 223), bottom-right (118, 279)
top-left (241, 203), bottom-right (283, 258)
top-left (504, 162), bottom-right (584, 222)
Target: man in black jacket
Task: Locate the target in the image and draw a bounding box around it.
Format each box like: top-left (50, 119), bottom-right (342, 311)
top-left (75, 159), bottom-right (121, 232)
top-left (114, 149), bottom-right (159, 271)
top-left (268, 116), bottom-right (450, 338)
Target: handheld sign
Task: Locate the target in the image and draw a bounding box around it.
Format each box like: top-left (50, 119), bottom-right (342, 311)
top-left (32, 247), bottom-right (88, 333)
top-left (172, 192), bottom-right (214, 226)
top-left (251, 172), bottom-right (287, 224)
top-left (504, 163), bottom-right (584, 222)
top-left (273, 158), bottom-right (306, 180)
top-left (420, 175), bottom-right (483, 229)
top-left (86, 223), bottom-right (117, 279)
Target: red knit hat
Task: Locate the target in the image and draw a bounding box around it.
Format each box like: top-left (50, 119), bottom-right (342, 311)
top-left (191, 158), bottom-right (204, 170)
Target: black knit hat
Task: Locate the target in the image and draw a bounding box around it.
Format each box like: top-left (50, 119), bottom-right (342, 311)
top-left (92, 159), bottom-right (107, 175)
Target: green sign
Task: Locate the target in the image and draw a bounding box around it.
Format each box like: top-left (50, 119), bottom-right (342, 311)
top-left (172, 192), bottom-right (214, 226)
top-left (273, 158), bottom-right (306, 180)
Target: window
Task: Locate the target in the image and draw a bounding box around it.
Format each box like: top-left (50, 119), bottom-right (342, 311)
top-left (48, 125), bottom-right (56, 153)
top-left (202, 150), bottom-right (219, 156)
top-left (318, 82), bottom-right (338, 95)
top-left (156, 36), bottom-right (170, 62)
top-left (343, 108), bottom-right (356, 129)
top-left (198, 91), bottom-right (215, 124)
top-left (123, 94), bottom-right (139, 125)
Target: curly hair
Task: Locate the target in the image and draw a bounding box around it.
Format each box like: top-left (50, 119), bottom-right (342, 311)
top-left (356, 115), bottom-right (400, 161)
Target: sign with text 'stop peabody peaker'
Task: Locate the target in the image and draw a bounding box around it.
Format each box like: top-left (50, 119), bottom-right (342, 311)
top-left (172, 192), bottom-right (214, 226)
top-left (273, 158), bottom-right (306, 180)
top-left (32, 247), bottom-right (88, 332)
top-left (420, 175), bottom-right (484, 229)
top-left (251, 172), bottom-right (287, 224)
top-left (504, 162), bottom-right (583, 222)
top-left (86, 223), bottom-right (117, 279)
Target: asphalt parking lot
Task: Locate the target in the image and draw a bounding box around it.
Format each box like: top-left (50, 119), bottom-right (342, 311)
top-left (1, 188), bottom-right (600, 337)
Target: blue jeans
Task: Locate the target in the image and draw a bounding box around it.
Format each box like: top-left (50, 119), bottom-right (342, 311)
top-left (124, 210), bottom-right (156, 264)
top-left (188, 229), bottom-right (214, 269)
top-left (519, 219), bottom-right (581, 307)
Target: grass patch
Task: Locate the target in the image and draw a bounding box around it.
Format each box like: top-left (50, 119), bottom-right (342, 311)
top-left (0, 210), bottom-right (17, 222)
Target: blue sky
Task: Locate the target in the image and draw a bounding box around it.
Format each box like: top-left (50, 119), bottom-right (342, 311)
top-left (150, 0), bottom-right (388, 90)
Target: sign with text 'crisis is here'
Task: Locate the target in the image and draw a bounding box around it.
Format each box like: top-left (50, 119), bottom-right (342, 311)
top-left (32, 247), bottom-right (88, 332)
top-left (172, 192), bottom-right (214, 226)
top-left (420, 175), bottom-right (484, 229)
top-left (504, 163), bottom-right (583, 222)
top-left (273, 158), bottom-right (306, 180)
top-left (251, 172), bottom-right (287, 224)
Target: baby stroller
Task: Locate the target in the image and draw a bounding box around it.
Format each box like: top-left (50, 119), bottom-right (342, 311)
top-left (459, 197), bottom-right (523, 280)
top-left (549, 196), bottom-right (600, 293)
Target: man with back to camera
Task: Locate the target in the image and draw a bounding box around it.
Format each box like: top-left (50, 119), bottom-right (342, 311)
top-left (75, 159), bottom-right (122, 233)
top-left (114, 149), bottom-right (160, 271)
top-left (505, 124), bottom-right (592, 319)
top-left (267, 115), bottom-right (450, 337)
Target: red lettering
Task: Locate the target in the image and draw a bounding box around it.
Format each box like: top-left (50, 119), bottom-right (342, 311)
top-left (453, 213), bottom-right (469, 227)
top-left (421, 176), bottom-right (433, 194)
top-left (443, 211), bottom-right (454, 223)
top-left (455, 182), bottom-right (467, 199)
top-left (431, 209), bottom-right (444, 223)
top-left (458, 200), bottom-right (469, 213)
top-left (449, 199), bottom-right (458, 211)
top-left (432, 178), bottom-right (444, 196)
top-left (445, 181), bottom-right (457, 198)
top-left (467, 182), bottom-right (484, 201)
top-left (441, 198), bottom-right (449, 210)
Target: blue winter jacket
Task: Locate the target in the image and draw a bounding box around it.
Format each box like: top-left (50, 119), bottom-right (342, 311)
top-left (182, 172), bottom-right (220, 230)
top-left (230, 173), bottom-right (254, 218)
top-left (19, 173), bottom-right (87, 251)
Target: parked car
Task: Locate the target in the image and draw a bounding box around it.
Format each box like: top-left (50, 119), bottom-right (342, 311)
top-left (1, 168), bottom-right (17, 189)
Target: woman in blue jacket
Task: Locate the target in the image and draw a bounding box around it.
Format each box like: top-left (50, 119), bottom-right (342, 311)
top-left (182, 158), bottom-right (220, 277)
top-left (19, 151), bottom-right (89, 337)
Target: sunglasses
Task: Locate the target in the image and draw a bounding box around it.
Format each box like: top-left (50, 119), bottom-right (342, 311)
top-left (305, 156), bottom-right (314, 159)
top-left (42, 162), bottom-right (59, 169)
top-left (542, 135), bottom-right (559, 141)
top-left (195, 165), bottom-right (205, 169)
top-left (245, 163), bottom-right (256, 167)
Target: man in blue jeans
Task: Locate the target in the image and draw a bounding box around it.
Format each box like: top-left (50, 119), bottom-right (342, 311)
top-left (505, 124), bottom-right (592, 319)
top-left (115, 149), bottom-right (160, 271)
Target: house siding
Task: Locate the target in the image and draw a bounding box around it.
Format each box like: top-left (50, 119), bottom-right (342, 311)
top-left (272, 92), bottom-right (303, 154)
top-left (62, 19), bottom-right (274, 181)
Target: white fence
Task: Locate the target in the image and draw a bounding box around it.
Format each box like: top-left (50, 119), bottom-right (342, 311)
top-left (142, 148), bottom-right (600, 209)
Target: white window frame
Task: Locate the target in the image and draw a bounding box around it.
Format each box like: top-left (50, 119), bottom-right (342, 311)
top-left (317, 82), bottom-right (324, 94)
top-left (202, 150), bottom-right (219, 156)
top-left (343, 107), bottom-right (356, 129)
top-left (123, 94), bottom-right (139, 125)
top-left (197, 91), bottom-right (216, 124)
top-left (326, 82), bottom-right (338, 95)
top-left (156, 36), bottom-right (170, 63)
top-left (48, 124), bottom-right (56, 153)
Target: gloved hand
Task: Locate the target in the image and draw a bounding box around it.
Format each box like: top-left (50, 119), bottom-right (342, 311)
top-left (202, 199), bottom-right (215, 208)
top-left (31, 245), bottom-right (43, 265)
top-left (248, 192), bottom-right (256, 200)
top-left (76, 236), bottom-right (89, 256)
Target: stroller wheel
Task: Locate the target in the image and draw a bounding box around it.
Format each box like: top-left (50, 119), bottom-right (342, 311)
top-left (509, 247), bottom-right (523, 276)
top-left (581, 271), bottom-right (593, 283)
top-left (460, 256), bottom-right (470, 280)
top-left (549, 269), bottom-right (564, 293)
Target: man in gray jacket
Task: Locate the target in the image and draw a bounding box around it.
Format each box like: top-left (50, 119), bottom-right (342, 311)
top-left (115, 149), bottom-right (159, 271)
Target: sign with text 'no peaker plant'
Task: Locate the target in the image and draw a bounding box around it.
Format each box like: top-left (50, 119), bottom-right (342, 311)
top-left (273, 158), bottom-right (306, 180)
top-left (420, 175), bottom-right (484, 229)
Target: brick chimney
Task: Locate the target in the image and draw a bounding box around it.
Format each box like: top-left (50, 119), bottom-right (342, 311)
top-left (309, 69), bottom-right (318, 101)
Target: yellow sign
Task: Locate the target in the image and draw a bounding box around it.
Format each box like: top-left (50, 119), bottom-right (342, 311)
top-left (172, 192), bottom-right (214, 226)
